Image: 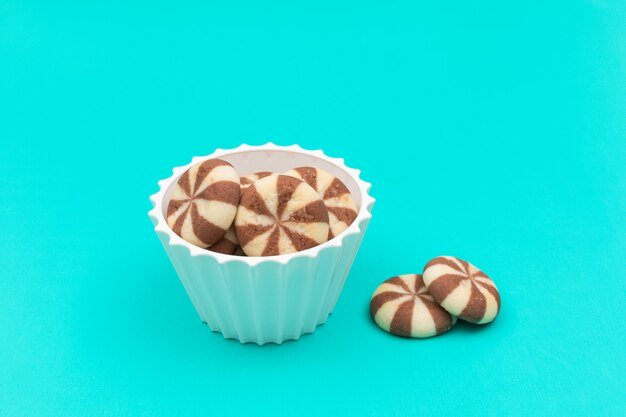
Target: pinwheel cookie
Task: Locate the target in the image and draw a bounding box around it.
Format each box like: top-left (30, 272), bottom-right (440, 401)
top-left (206, 225), bottom-right (238, 255)
top-left (240, 171), bottom-right (273, 193)
top-left (166, 159), bottom-right (240, 248)
top-left (423, 256), bottom-right (501, 324)
top-left (370, 274), bottom-right (456, 338)
top-left (235, 174), bottom-right (330, 256)
top-left (284, 167), bottom-right (358, 239)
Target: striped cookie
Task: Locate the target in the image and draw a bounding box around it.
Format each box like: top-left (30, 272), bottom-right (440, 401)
top-left (235, 174), bottom-right (330, 256)
top-left (284, 167), bottom-right (358, 239)
top-left (240, 172), bottom-right (273, 193)
top-left (166, 159), bottom-right (240, 248)
top-left (423, 256), bottom-right (501, 324)
top-left (206, 225), bottom-right (238, 255)
top-left (370, 274), bottom-right (456, 338)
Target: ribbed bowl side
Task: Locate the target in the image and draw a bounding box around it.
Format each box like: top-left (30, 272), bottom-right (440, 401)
top-left (153, 228), bottom-right (208, 323)
top-left (154, 226), bottom-right (369, 345)
top-left (318, 222), bottom-right (369, 323)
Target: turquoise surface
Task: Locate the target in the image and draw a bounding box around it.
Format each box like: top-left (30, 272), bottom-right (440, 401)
top-left (1, 1), bottom-right (625, 416)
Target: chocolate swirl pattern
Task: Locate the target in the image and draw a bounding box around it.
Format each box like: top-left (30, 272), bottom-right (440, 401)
top-left (240, 172), bottom-right (273, 193)
top-left (166, 159), bottom-right (241, 248)
top-left (235, 174), bottom-right (330, 256)
top-left (284, 167), bottom-right (358, 239)
top-left (206, 225), bottom-right (238, 255)
top-left (370, 274), bottom-right (457, 338)
top-left (423, 256), bottom-right (501, 324)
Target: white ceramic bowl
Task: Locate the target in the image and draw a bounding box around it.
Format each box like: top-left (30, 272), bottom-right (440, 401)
top-left (148, 143), bottom-right (375, 344)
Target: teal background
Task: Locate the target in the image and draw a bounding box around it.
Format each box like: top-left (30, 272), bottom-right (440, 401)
top-left (1, 1), bottom-right (625, 416)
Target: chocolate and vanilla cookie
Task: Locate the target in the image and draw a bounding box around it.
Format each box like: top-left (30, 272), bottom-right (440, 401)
top-left (284, 167), bottom-right (358, 239)
top-left (240, 172), bottom-right (273, 193)
top-left (166, 159), bottom-right (241, 248)
top-left (370, 274), bottom-right (456, 338)
top-left (206, 225), bottom-right (238, 255)
top-left (423, 256), bottom-right (501, 324)
top-left (235, 174), bottom-right (330, 256)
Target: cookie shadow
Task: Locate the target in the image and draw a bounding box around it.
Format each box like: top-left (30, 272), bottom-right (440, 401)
top-left (451, 317), bottom-right (499, 334)
top-left (364, 304), bottom-right (499, 339)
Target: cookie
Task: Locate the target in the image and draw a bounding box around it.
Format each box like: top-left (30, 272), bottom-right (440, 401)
top-left (235, 174), bottom-right (330, 256)
top-left (240, 171), bottom-right (273, 193)
top-left (166, 159), bottom-right (240, 248)
top-left (370, 274), bottom-right (457, 338)
top-left (423, 256), bottom-right (501, 324)
top-left (206, 225), bottom-right (238, 255)
top-left (284, 167), bottom-right (358, 239)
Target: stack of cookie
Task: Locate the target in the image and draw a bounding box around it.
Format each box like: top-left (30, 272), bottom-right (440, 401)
top-left (370, 256), bottom-right (501, 338)
top-left (166, 158), bottom-right (359, 257)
